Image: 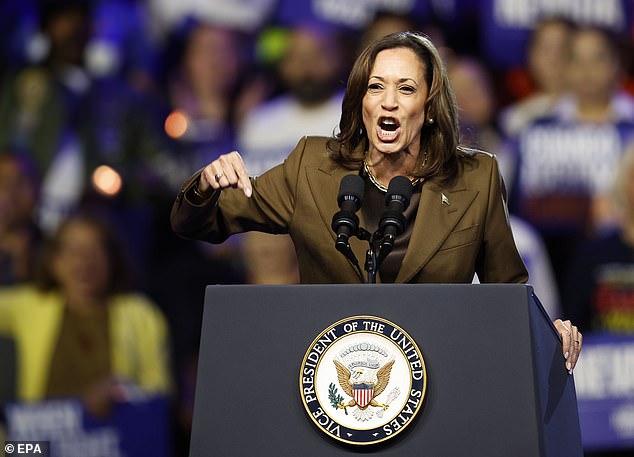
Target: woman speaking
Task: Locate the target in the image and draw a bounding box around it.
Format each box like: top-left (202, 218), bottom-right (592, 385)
top-left (171, 31), bottom-right (582, 372)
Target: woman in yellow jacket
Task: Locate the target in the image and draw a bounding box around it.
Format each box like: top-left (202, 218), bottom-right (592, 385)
top-left (0, 214), bottom-right (171, 414)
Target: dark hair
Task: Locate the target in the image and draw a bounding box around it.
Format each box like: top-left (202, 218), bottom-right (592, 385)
top-left (36, 213), bottom-right (134, 294)
top-left (327, 31), bottom-right (460, 184)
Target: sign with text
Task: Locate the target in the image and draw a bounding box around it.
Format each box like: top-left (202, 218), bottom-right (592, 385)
top-left (5, 396), bottom-right (169, 457)
top-left (574, 333), bottom-right (634, 451)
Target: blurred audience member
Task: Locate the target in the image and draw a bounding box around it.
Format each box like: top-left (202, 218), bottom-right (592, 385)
top-left (500, 17), bottom-right (576, 138)
top-left (0, 213), bottom-right (172, 417)
top-left (563, 26), bottom-right (634, 126)
top-left (0, 152), bottom-right (40, 285)
top-left (449, 56), bottom-right (502, 156)
top-left (238, 22), bottom-right (346, 175)
top-left (448, 54), bottom-right (518, 190)
top-left (511, 25), bottom-right (634, 283)
top-left (562, 145), bottom-right (634, 334)
top-left (159, 20), bottom-right (260, 192)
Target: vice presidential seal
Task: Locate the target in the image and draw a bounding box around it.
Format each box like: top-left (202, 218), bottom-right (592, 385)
top-left (299, 316), bottom-right (426, 445)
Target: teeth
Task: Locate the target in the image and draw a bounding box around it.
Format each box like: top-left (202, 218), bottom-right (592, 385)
top-left (379, 118), bottom-right (399, 131)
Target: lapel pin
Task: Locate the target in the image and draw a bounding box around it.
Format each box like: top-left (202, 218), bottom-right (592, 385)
top-left (441, 193), bottom-right (450, 206)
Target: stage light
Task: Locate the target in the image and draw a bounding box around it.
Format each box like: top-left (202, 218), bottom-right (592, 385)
top-left (165, 110), bottom-right (188, 138)
top-left (92, 165), bottom-right (122, 196)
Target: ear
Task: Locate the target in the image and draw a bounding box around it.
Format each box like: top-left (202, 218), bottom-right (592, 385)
top-left (423, 104), bottom-right (433, 124)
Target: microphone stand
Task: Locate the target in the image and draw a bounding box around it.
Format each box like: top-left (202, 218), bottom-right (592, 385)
top-left (356, 228), bottom-right (375, 283)
top-left (365, 249), bottom-right (378, 284)
top-left (357, 228), bottom-right (393, 284)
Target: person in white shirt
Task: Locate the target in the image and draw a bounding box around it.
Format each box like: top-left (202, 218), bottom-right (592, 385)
top-left (238, 22), bottom-right (347, 176)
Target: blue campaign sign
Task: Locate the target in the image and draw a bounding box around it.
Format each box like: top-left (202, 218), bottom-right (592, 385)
top-left (480, 0), bottom-right (633, 69)
top-left (273, 0), bottom-right (432, 31)
top-left (574, 333), bottom-right (634, 451)
top-left (5, 395), bottom-right (170, 457)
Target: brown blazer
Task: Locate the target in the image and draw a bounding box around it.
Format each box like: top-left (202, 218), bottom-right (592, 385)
top-left (171, 136), bottom-right (528, 284)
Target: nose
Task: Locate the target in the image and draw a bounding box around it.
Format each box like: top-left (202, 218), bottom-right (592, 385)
top-left (381, 86), bottom-right (398, 110)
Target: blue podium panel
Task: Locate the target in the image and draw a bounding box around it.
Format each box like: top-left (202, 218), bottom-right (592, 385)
top-left (190, 284), bottom-right (582, 457)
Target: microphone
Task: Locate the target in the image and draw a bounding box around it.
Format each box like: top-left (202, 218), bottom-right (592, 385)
top-left (331, 174), bottom-right (364, 252)
top-left (377, 176), bottom-right (413, 263)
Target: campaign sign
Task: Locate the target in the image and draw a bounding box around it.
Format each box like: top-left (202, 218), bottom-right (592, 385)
top-left (480, 0), bottom-right (632, 68)
top-left (5, 396), bottom-right (169, 457)
top-left (574, 333), bottom-right (634, 451)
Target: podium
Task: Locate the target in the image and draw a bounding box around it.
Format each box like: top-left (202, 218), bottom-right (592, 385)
top-left (189, 284), bottom-right (582, 457)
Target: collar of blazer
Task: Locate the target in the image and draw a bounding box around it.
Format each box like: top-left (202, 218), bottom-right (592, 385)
top-left (306, 152), bottom-right (479, 283)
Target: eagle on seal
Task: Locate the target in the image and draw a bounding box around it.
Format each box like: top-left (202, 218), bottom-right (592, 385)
top-left (333, 358), bottom-right (394, 411)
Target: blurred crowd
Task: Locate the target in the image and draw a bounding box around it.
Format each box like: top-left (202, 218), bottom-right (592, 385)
top-left (1, 0), bottom-right (634, 455)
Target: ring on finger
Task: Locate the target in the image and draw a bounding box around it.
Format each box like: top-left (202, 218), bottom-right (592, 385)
top-left (214, 172), bottom-right (224, 182)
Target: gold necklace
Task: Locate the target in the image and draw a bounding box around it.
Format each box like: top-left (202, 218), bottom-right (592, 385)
top-left (363, 154), bottom-right (426, 192)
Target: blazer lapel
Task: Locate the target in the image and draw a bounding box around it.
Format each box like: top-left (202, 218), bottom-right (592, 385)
top-left (395, 178), bottom-right (479, 283)
top-left (306, 161), bottom-right (368, 280)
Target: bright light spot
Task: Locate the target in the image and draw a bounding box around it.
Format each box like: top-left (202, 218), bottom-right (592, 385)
top-left (92, 165), bottom-right (122, 196)
top-left (165, 110), bottom-right (188, 138)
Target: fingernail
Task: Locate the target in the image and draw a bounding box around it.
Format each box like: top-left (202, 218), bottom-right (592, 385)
top-left (566, 362), bottom-right (572, 371)
top-left (245, 187), bottom-right (252, 198)
top-left (565, 352), bottom-right (569, 359)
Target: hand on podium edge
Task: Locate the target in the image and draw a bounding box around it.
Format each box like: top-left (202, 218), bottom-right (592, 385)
top-left (553, 319), bottom-right (582, 375)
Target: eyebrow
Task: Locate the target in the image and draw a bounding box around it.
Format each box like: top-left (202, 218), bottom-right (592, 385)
top-left (368, 76), bottom-right (418, 85)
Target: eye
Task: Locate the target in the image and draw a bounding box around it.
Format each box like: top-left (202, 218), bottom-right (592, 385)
top-left (367, 83), bottom-right (383, 92)
top-left (399, 85), bottom-right (415, 94)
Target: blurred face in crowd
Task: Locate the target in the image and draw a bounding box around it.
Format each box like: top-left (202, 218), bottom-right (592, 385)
top-left (448, 58), bottom-right (494, 127)
top-left (362, 47), bottom-right (428, 159)
top-left (52, 219), bottom-right (110, 301)
top-left (45, 8), bottom-right (91, 66)
top-left (279, 26), bottom-right (343, 106)
top-left (528, 20), bottom-right (572, 94)
top-left (0, 155), bottom-right (37, 232)
top-left (567, 28), bottom-right (620, 104)
top-left (184, 25), bottom-right (239, 96)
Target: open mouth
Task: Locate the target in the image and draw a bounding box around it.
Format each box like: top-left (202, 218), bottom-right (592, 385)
top-left (379, 117), bottom-right (399, 131)
top-left (376, 117), bottom-right (400, 142)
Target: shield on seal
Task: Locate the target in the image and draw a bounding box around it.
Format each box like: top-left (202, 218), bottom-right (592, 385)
top-left (353, 383), bottom-right (374, 408)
